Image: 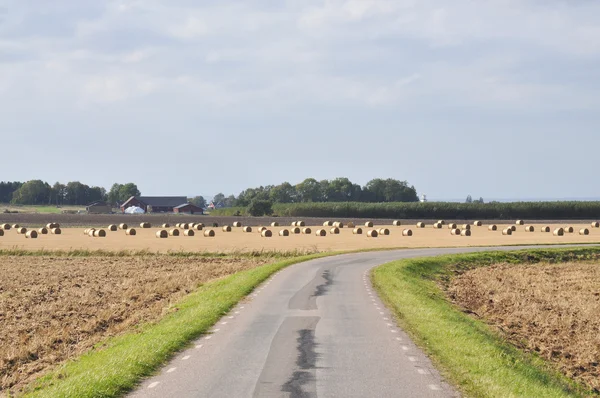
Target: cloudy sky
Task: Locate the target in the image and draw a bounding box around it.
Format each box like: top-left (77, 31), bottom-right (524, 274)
top-left (1, 0), bottom-right (599, 200)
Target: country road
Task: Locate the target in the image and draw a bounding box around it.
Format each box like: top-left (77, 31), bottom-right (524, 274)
top-left (129, 245), bottom-right (586, 398)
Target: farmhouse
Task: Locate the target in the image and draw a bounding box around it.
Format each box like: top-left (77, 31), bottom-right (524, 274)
top-left (120, 196), bottom-right (189, 213)
top-left (86, 201), bottom-right (112, 214)
top-left (173, 203), bottom-right (204, 214)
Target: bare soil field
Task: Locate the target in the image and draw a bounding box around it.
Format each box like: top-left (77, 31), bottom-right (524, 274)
top-left (0, 222), bottom-right (599, 253)
top-left (0, 254), bottom-right (269, 395)
top-left (448, 261), bottom-right (600, 392)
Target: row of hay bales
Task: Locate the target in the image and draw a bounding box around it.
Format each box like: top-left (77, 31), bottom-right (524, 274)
top-left (0, 223), bottom-right (61, 238)
top-left (155, 228), bottom-right (216, 238)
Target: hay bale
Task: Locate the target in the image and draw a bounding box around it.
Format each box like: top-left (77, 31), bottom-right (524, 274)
top-left (564, 226), bottom-right (574, 233)
top-left (292, 227), bottom-right (301, 234)
top-left (279, 229), bottom-right (290, 237)
top-left (462, 224), bottom-right (471, 230)
top-left (258, 226), bottom-right (268, 233)
top-left (17, 227), bottom-right (27, 234)
top-left (51, 228), bottom-right (61, 235)
top-left (416, 222), bottom-right (425, 228)
top-left (437, 220), bottom-right (446, 225)
top-left (473, 221), bottom-right (482, 226)
top-left (212, 222), bottom-right (219, 228)
top-left (591, 221), bottom-right (600, 228)
top-left (119, 223), bottom-right (128, 230)
top-left (367, 230), bottom-right (378, 238)
top-left (392, 220), bottom-right (402, 226)
top-left (553, 228), bottom-right (564, 236)
top-left (184, 230), bottom-right (195, 237)
top-left (233, 221), bottom-right (242, 227)
top-left (365, 221), bottom-right (374, 227)
top-left (353, 227), bottom-right (363, 235)
top-left (450, 228), bottom-right (461, 236)
top-left (402, 229), bottom-right (413, 236)
top-left (510, 225), bottom-right (516, 232)
top-left (162, 223), bottom-right (170, 228)
top-left (108, 224), bottom-right (118, 231)
top-left (541, 226), bottom-right (551, 232)
top-left (204, 229), bottom-right (215, 237)
top-left (516, 220), bottom-right (524, 225)
top-left (502, 228), bottom-right (512, 236)
top-left (579, 228), bottom-right (590, 236)
top-left (261, 230), bottom-right (273, 238)
top-left (243, 226), bottom-right (253, 233)
top-left (222, 225), bottom-right (232, 232)
top-left (175, 223), bottom-right (181, 228)
top-left (302, 227), bottom-right (312, 235)
top-left (271, 222), bottom-right (279, 227)
top-left (94, 229), bottom-right (106, 238)
top-left (169, 228), bottom-right (180, 236)
top-left (38, 227), bottom-right (48, 234)
top-left (0, 223), bottom-right (10, 230)
top-left (330, 227), bottom-right (340, 234)
top-left (347, 222), bottom-right (355, 228)
top-left (140, 222), bottom-right (151, 228)
top-left (448, 223), bottom-right (458, 229)
top-left (461, 229), bottom-right (471, 237)
top-left (26, 230), bottom-right (38, 239)
top-left (525, 226), bottom-right (535, 232)
top-left (12, 224), bottom-right (20, 229)
top-left (488, 225), bottom-right (498, 231)
top-left (46, 223), bottom-right (59, 229)
top-left (433, 223), bottom-right (442, 229)
top-left (291, 221), bottom-right (297, 227)
top-left (333, 222), bottom-right (344, 228)
top-left (126, 228), bottom-right (137, 236)
top-left (193, 224), bottom-right (204, 231)
top-left (155, 230), bottom-right (168, 238)
top-left (84, 228), bottom-right (95, 235)
top-left (182, 223), bottom-right (190, 230)
top-left (297, 221), bottom-right (306, 227)
top-left (315, 229), bottom-right (327, 236)
top-left (323, 221), bottom-right (333, 227)
top-left (379, 228), bottom-right (390, 236)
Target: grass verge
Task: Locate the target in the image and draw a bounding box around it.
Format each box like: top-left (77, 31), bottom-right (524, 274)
top-left (372, 247), bottom-right (600, 398)
top-left (23, 252), bottom-right (330, 398)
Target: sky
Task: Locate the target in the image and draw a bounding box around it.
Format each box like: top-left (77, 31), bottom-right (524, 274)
top-left (1, 0), bottom-right (599, 201)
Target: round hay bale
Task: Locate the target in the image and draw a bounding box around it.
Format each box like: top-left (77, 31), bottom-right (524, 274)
top-left (315, 229), bottom-right (327, 237)
top-left (564, 226), bottom-right (574, 233)
top-left (473, 221), bottom-right (483, 226)
top-left (525, 226), bottom-right (535, 232)
top-left (416, 222), bottom-right (425, 228)
top-left (204, 229), bottom-right (215, 237)
top-left (46, 223), bottom-right (59, 229)
top-left (516, 220), bottom-right (524, 225)
top-left (461, 229), bottom-right (471, 237)
top-left (108, 224), bottom-right (118, 231)
top-left (182, 223), bottom-right (190, 230)
top-left (243, 226), bottom-right (253, 233)
top-left (271, 222), bottom-right (279, 227)
top-left (402, 229), bottom-right (413, 236)
top-left (222, 225), bottom-right (232, 232)
top-left (233, 221), bottom-right (242, 227)
top-left (579, 228), bottom-right (590, 235)
top-left (591, 221), bottom-right (600, 228)
top-left (367, 230), bottom-right (378, 238)
top-left (17, 227), bottom-right (27, 234)
top-left (12, 224), bottom-right (19, 229)
top-left (450, 228), bottom-right (461, 236)
top-left (330, 227), bottom-right (340, 234)
top-left (162, 223), bottom-right (170, 228)
top-left (541, 226), bottom-right (551, 232)
top-left (88, 230), bottom-right (96, 237)
top-left (302, 227), bottom-right (312, 235)
top-left (502, 228), bottom-right (513, 236)
top-left (291, 221), bottom-right (297, 227)
top-left (84, 228), bottom-right (95, 235)
top-left (155, 230), bottom-right (168, 238)
top-left (279, 229), bottom-right (290, 237)
top-left (140, 222), bottom-right (151, 229)
top-left (392, 220), bottom-right (402, 226)
top-left (433, 223), bottom-right (442, 229)
top-left (488, 225), bottom-right (498, 231)
top-left (448, 223), bottom-right (458, 229)
top-left (119, 223), bottom-right (128, 230)
top-left (126, 228), bottom-right (137, 236)
top-left (553, 228), bottom-right (564, 236)
top-left (437, 220), bottom-right (446, 225)
top-left (510, 225), bottom-right (517, 232)
top-left (51, 228), bottom-right (61, 235)
top-left (212, 222), bottom-right (219, 228)
top-left (26, 230), bottom-right (38, 239)
top-left (323, 221), bottom-right (333, 227)
top-left (347, 222), bottom-right (355, 228)
top-left (94, 229), bottom-right (106, 238)
top-left (169, 228), bottom-right (180, 236)
top-left (184, 230), bottom-right (195, 237)
top-left (261, 230), bottom-right (273, 238)
top-left (365, 221), bottom-right (374, 227)
top-left (462, 224), bottom-right (471, 230)
top-left (0, 223), bottom-right (10, 230)
top-left (297, 221), bottom-right (306, 227)
top-left (258, 226), bottom-right (268, 233)
top-left (175, 223), bottom-right (181, 228)
top-left (292, 227), bottom-right (301, 234)
top-left (193, 224), bottom-right (204, 231)
top-left (353, 227), bottom-right (363, 235)
top-left (379, 228), bottom-right (390, 236)
top-left (333, 222), bottom-right (344, 228)
top-left (38, 227), bottom-right (48, 234)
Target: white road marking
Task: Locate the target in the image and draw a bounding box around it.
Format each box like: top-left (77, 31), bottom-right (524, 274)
top-left (205, 336), bottom-right (212, 340)
top-left (235, 311), bottom-right (240, 314)
top-left (383, 317), bottom-right (389, 320)
top-left (167, 367), bottom-right (177, 373)
top-left (195, 344), bottom-right (203, 349)
top-left (417, 368), bottom-right (428, 375)
top-left (240, 306), bottom-right (245, 309)
top-left (213, 329), bottom-right (220, 332)
top-left (402, 346), bottom-right (409, 351)
top-left (396, 337), bottom-right (402, 341)
top-left (182, 355), bottom-right (191, 360)
top-left (387, 323), bottom-right (393, 326)
top-left (429, 385), bottom-right (442, 391)
top-left (380, 312), bottom-right (384, 315)
top-left (148, 382), bottom-right (160, 389)
top-left (391, 330), bottom-right (398, 333)
top-left (221, 322), bottom-right (228, 325)
top-left (408, 356), bottom-right (417, 362)
top-left (228, 316), bottom-right (235, 319)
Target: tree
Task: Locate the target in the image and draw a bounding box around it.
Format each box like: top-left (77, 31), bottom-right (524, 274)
top-left (50, 182), bottom-right (66, 205)
top-left (247, 199), bottom-right (273, 216)
top-left (118, 183), bottom-right (140, 202)
top-left (0, 181), bottom-right (23, 203)
top-left (107, 183), bottom-right (123, 205)
top-left (473, 197), bottom-right (484, 204)
top-left (190, 196), bottom-right (207, 208)
top-left (88, 186), bottom-right (106, 203)
top-left (10, 180), bottom-right (52, 205)
top-left (269, 182), bottom-right (296, 203)
top-left (213, 193), bottom-right (225, 205)
top-left (224, 195), bottom-right (237, 207)
top-left (465, 195), bottom-right (473, 204)
top-left (296, 178), bottom-right (322, 202)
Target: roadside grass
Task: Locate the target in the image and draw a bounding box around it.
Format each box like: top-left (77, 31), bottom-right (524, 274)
top-left (1, 204), bottom-right (85, 214)
top-left (372, 247), bottom-right (600, 398)
top-left (22, 252), bottom-right (330, 398)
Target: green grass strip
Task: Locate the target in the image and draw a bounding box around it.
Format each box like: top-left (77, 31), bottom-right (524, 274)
top-left (372, 247), bottom-right (600, 398)
top-left (24, 253), bottom-right (330, 398)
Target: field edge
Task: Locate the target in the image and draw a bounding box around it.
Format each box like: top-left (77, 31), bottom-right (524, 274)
top-left (371, 247), bottom-right (600, 398)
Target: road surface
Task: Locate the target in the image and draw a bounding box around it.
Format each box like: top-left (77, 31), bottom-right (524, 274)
top-left (129, 246), bottom-right (581, 398)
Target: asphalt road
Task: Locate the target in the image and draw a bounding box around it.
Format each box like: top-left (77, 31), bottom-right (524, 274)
top-left (129, 246), bottom-right (585, 398)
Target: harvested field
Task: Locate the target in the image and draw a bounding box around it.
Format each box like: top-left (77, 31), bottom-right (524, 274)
top-left (448, 261), bottom-right (600, 392)
top-left (0, 254), bottom-right (272, 395)
top-left (0, 223), bottom-right (598, 253)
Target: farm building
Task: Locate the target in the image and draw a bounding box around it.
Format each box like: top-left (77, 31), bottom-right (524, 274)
top-left (173, 203), bottom-right (204, 214)
top-left (86, 201), bottom-right (112, 214)
top-left (120, 196), bottom-right (188, 213)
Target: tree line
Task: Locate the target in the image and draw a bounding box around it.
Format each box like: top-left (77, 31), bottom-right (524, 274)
top-left (0, 181), bottom-right (141, 206)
